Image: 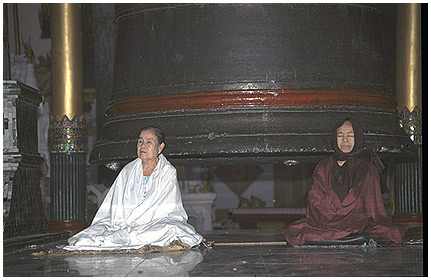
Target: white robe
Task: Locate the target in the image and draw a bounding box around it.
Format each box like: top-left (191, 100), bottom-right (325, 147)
top-left (64, 154), bottom-right (203, 251)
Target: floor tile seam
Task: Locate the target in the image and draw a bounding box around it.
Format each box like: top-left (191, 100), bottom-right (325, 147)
top-left (124, 258), bottom-right (147, 277)
top-left (259, 253), bottom-right (272, 276)
top-left (190, 264), bottom-right (270, 277)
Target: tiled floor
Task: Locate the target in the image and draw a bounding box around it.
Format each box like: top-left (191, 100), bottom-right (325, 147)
top-left (3, 229), bottom-right (425, 277)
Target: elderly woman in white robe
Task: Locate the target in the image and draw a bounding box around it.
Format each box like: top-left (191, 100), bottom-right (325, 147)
top-left (64, 126), bottom-right (203, 251)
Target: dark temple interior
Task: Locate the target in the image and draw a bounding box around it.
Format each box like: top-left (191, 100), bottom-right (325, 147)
top-left (3, 3), bottom-right (425, 276)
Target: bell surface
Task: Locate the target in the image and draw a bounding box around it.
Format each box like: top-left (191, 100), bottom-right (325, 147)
top-left (91, 3), bottom-right (412, 166)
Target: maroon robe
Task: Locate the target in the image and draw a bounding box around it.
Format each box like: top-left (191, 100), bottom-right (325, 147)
top-left (285, 156), bottom-right (402, 246)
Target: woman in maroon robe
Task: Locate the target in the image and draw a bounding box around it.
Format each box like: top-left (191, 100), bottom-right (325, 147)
top-left (285, 118), bottom-right (402, 246)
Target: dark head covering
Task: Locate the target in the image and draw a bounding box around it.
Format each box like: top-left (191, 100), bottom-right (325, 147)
top-left (330, 118), bottom-right (384, 192)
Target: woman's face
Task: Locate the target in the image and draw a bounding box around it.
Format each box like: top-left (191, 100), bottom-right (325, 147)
top-left (336, 121), bottom-right (355, 153)
top-left (137, 130), bottom-right (165, 161)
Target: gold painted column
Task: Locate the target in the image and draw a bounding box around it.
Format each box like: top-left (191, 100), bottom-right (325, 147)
top-left (396, 3), bottom-right (422, 144)
top-left (48, 3), bottom-right (87, 236)
top-left (393, 3), bottom-right (422, 233)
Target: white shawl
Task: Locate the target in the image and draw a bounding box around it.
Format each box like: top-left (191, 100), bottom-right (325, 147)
top-left (64, 154), bottom-right (202, 251)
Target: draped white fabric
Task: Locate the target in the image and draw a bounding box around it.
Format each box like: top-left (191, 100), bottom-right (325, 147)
top-left (64, 154), bottom-right (202, 251)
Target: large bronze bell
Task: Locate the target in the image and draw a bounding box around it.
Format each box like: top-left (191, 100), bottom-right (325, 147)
top-left (91, 3), bottom-right (412, 167)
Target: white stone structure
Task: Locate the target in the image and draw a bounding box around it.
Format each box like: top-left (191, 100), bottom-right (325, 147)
top-left (182, 192), bottom-right (217, 233)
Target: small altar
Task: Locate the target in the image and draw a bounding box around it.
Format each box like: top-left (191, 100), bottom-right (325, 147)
top-left (181, 192), bottom-right (217, 233)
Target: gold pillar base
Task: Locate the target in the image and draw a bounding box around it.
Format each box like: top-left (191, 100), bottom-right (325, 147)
top-left (49, 115), bottom-right (87, 153)
top-left (399, 106), bottom-right (422, 145)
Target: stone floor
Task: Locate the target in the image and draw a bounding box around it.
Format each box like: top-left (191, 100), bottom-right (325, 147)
top-left (3, 229), bottom-right (425, 277)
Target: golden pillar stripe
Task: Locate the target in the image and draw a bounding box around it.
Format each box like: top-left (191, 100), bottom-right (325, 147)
top-left (51, 3), bottom-right (83, 119)
top-left (396, 3), bottom-right (421, 112)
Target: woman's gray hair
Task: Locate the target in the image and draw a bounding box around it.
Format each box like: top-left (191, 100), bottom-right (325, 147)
top-left (137, 126), bottom-right (166, 145)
